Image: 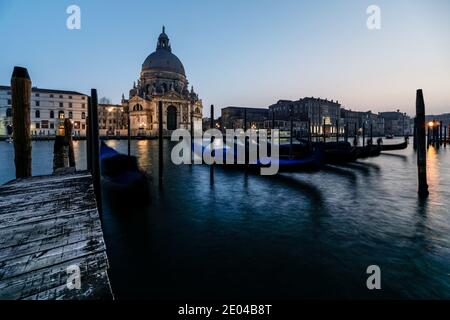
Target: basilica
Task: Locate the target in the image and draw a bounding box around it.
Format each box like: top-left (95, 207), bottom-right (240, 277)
top-left (122, 27), bottom-right (203, 136)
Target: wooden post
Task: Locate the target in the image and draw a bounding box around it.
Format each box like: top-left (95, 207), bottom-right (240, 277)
top-left (336, 119), bottom-right (339, 145)
top-left (416, 89), bottom-right (429, 198)
top-left (210, 105), bottom-right (214, 183)
top-left (89, 89), bottom-right (102, 215)
top-left (289, 112), bottom-right (293, 159)
top-left (127, 106), bottom-right (131, 156)
top-left (86, 111), bottom-right (92, 171)
top-left (444, 126), bottom-right (447, 148)
top-left (158, 101), bottom-right (163, 184)
top-left (190, 108), bottom-right (194, 164)
top-left (354, 122), bottom-right (358, 146)
top-left (362, 122), bottom-right (366, 147)
top-left (370, 123), bottom-right (373, 145)
top-left (244, 108), bottom-right (248, 166)
top-left (11, 66), bottom-right (32, 178)
top-left (440, 121), bottom-right (443, 146)
top-left (308, 118), bottom-right (311, 145)
top-left (64, 119), bottom-right (76, 167)
top-left (323, 118), bottom-right (326, 143)
top-left (413, 117), bottom-right (417, 150)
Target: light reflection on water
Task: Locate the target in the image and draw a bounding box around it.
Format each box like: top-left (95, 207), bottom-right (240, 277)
top-left (0, 139), bottom-right (449, 299)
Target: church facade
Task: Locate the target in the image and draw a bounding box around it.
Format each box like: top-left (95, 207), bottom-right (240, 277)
top-left (122, 27), bottom-right (203, 137)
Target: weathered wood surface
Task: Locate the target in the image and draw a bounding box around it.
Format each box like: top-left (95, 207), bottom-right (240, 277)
top-left (0, 171), bottom-right (113, 300)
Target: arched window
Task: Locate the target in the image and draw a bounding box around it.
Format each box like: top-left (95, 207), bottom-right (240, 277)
top-left (6, 108), bottom-right (12, 117)
top-left (50, 110), bottom-right (54, 118)
top-left (35, 110), bottom-right (40, 118)
top-left (69, 111), bottom-right (73, 119)
top-left (133, 104), bottom-right (143, 111)
top-left (58, 111), bottom-right (65, 120)
top-left (195, 108), bottom-right (200, 114)
top-left (82, 112), bottom-right (86, 119)
top-left (167, 106), bottom-right (177, 130)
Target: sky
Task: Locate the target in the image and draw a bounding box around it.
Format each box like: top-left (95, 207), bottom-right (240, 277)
top-left (0, 0), bottom-right (449, 117)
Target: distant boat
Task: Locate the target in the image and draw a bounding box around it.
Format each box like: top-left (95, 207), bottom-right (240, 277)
top-left (385, 134), bottom-right (394, 139)
top-left (5, 137), bottom-right (13, 143)
top-left (381, 140), bottom-right (408, 151)
top-left (100, 142), bottom-right (149, 191)
top-left (193, 141), bottom-right (324, 172)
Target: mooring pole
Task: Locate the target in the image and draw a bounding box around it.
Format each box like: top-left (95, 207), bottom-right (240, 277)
top-left (370, 123), bottom-right (373, 145)
top-left (440, 121), bottom-right (443, 146)
top-left (89, 89), bottom-right (102, 216)
top-left (444, 126), bottom-right (447, 148)
top-left (210, 105), bottom-right (214, 183)
top-left (323, 118), bottom-right (326, 143)
top-left (11, 66), bottom-right (32, 178)
top-left (416, 89), bottom-right (429, 198)
top-left (158, 101), bottom-right (163, 184)
top-left (86, 111), bottom-right (92, 171)
top-left (190, 108), bottom-right (194, 164)
top-left (65, 119), bottom-right (76, 168)
top-left (127, 106), bottom-right (131, 156)
top-left (362, 122), bottom-right (366, 147)
top-left (413, 117), bottom-right (417, 150)
top-left (308, 118), bottom-right (312, 145)
top-left (354, 122), bottom-right (358, 146)
top-left (290, 111), bottom-right (293, 159)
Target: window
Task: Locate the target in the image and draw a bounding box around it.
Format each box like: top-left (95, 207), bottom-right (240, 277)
top-left (36, 101), bottom-right (40, 107)
top-left (50, 110), bottom-right (54, 118)
top-left (81, 112), bottom-right (86, 119)
top-left (35, 123), bottom-right (40, 129)
top-left (50, 123), bottom-right (55, 129)
top-left (59, 102), bottom-right (63, 108)
top-left (58, 111), bottom-right (65, 119)
top-left (7, 99), bottom-right (11, 105)
top-left (69, 111), bottom-right (73, 119)
top-left (69, 103), bottom-right (73, 108)
top-left (82, 97), bottom-right (86, 100)
top-left (69, 96), bottom-right (73, 99)
top-left (35, 110), bottom-right (40, 118)
top-left (50, 94), bottom-right (54, 98)
top-left (82, 103), bottom-right (86, 109)
top-left (35, 93), bottom-right (40, 97)
top-left (74, 121), bottom-right (80, 129)
top-left (82, 124), bottom-right (86, 130)
top-left (41, 120), bottom-right (49, 129)
top-left (59, 95), bottom-right (63, 99)
top-left (6, 108), bottom-right (12, 117)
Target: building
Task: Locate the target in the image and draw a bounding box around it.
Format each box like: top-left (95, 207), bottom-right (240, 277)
top-left (340, 108), bottom-right (385, 137)
top-left (426, 113), bottom-right (450, 128)
top-left (269, 97), bottom-right (342, 135)
top-left (0, 85), bottom-right (88, 138)
top-left (379, 111), bottom-right (412, 136)
top-left (219, 106), bottom-right (269, 130)
top-left (122, 27), bottom-right (203, 137)
top-left (98, 104), bottom-right (128, 137)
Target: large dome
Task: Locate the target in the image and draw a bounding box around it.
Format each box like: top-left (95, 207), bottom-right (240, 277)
top-left (142, 49), bottom-right (186, 76)
top-left (142, 27), bottom-right (186, 76)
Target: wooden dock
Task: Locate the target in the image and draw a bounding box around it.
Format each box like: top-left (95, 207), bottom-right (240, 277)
top-left (0, 171), bottom-right (113, 300)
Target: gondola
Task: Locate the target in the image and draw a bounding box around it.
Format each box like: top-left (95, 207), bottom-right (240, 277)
top-left (194, 141), bottom-right (324, 172)
top-left (100, 142), bottom-right (149, 191)
top-left (357, 144), bottom-right (381, 158)
top-left (381, 140), bottom-right (408, 151)
top-left (298, 140), bottom-right (360, 164)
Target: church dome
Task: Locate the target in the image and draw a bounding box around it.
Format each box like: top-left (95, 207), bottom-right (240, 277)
top-left (142, 27), bottom-right (186, 77)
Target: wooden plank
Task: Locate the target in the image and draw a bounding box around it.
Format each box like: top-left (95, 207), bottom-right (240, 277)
top-left (22, 270), bottom-right (113, 300)
top-left (0, 172), bottom-right (113, 300)
top-left (0, 220), bottom-right (103, 260)
top-left (0, 252), bottom-right (109, 300)
top-left (0, 210), bottom-right (100, 248)
top-left (0, 237), bottom-right (106, 281)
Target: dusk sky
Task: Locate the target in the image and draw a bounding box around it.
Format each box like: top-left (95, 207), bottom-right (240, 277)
top-left (1, 0), bottom-right (449, 117)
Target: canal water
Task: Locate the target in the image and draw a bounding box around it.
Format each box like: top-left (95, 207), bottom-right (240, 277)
top-left (0, 139), bottom-right (449, 299)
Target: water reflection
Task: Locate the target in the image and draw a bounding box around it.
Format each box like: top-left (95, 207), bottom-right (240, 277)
top-left (1, 139), bottom-right (450, 299)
